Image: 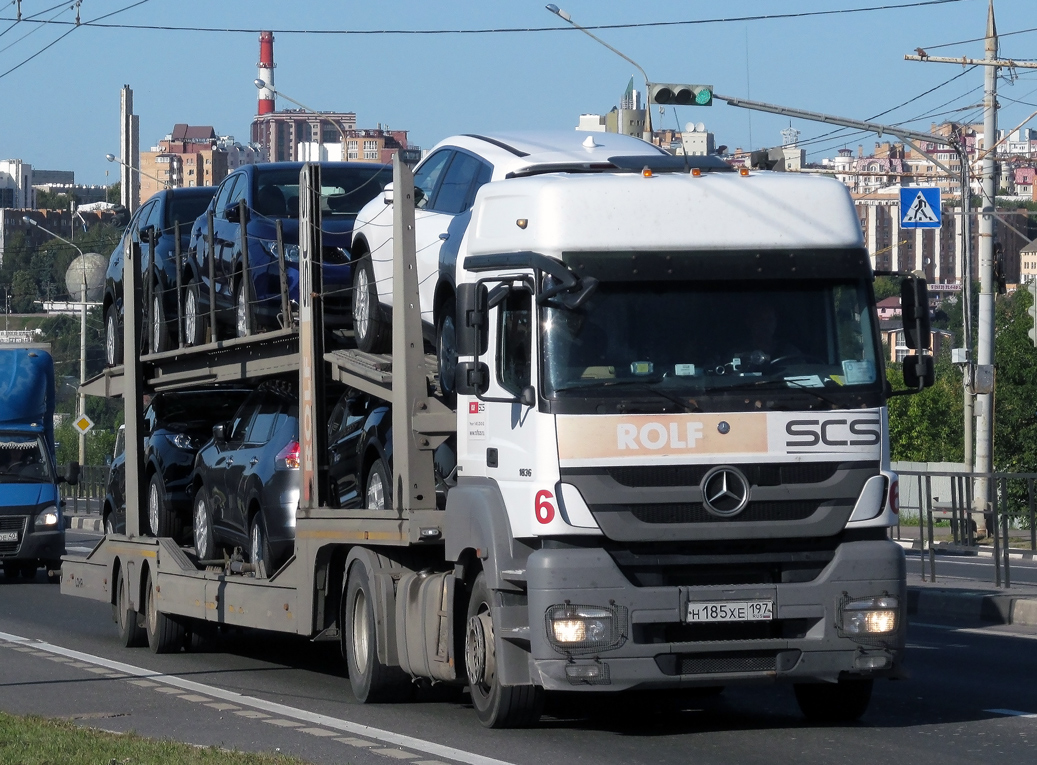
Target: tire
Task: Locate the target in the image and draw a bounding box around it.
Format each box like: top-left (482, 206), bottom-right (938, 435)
top-left (20, 563), bottom-right (39, 580)
top-left (192, 487), bottom-right (217, 561)
top-left (794, 678), bottom-right (874, 723)
top-left (366, 459), bottom-right (391, 511)
top-left (114, 564), bottom-right (146, 648)
top-left (465, 571), bottom-right (544, 728)
top-left (352, 255), bottom-right (390, 353)
top-left (3, 561), bottom-right (19, 580)
top-left (149, 289), bottom-right (169, 354)
top-left (436, 296), bottom-right (458, 408)
top-left (184, 279), bottom-right (207, 347)
top-left (105, 305), bottom-right (123, 366)
top-left (144, 569), bottom-right (185, 654)
top-left (249, 512), bottom-right (273, 577)
top-left (104, 514), bottom-right (116, 537)
top-left (234, 277), bottom-right (252, 338)
top-left (148, 473), bottom-right (180, 539)
top-left (343, 559), bottom-right (412, 703)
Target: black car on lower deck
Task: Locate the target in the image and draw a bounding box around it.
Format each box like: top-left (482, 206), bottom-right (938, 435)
top-left (326, 389), bottom-right (454, 512)
top-left (102, 388), bottom-right (251, 539)
top-left (102, 186), bottom-right (217, 365)
top-left (190, 381), bottom-right (300, 574)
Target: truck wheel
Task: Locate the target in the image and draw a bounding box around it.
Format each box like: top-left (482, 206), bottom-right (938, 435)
top-left (343, 559), bottom-right (411, 703)
top-left (794, 678), bottom-right (873, 723)
top-left (436, 297), bottom-right (457, 407)
top-left (366, 459), bottom-right (391, 510)
top-left (352, 256), bottom-right (390, 353)
top-left (20, 563), bottom-right (39, 580)
top-left (144, 569), bottom-right (185, 654)
top-left (3, 561), bottom-right (19, 579)
top-left (148, 474), bottom-right (180, 539)
top-left (465, 572), bottom-right (543, 728)
top-left (149, 290), bottom-right (169, 354)
top-left (193, 488), bottom-right (216, 561)
top-left (184, 280), bottom-right (207, 347)
top-left (249, 513), bottom-right (272, 577)
top-left (105, 306), bottom-right (123, 366)
top-left (114, 565), bottom-right (146, 648)
top-left (104, 514), bottom-right (116, 537)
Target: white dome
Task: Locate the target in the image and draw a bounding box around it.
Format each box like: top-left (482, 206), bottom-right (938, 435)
top-left (65, 253), bottom-right (106, 303)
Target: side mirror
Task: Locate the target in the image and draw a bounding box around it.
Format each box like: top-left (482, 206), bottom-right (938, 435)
top-left (139, 224), bottom-right (156, 241)
top-left (382, 182), bottom-right (394, 205)
top-left (141, 419), bottom-right (152, 436)
top-left (212, 423), bottom-right (227, 441)
top-left (105, 455), bottom-right (113, 467)
top-left (900, 276), bottom-right (931, 350)
top-left (64, 461), bottom-right (80, 486)
top-left (903, 354), bottom-right (935, 390)
top-left (456, 283), bottom-right (489, 357)
top-left (455, 361), bottom-right (490, 396)
top-left (224, 203), bottom-right (248, 224)
top-left (519, 386), bottom-right (536, 408)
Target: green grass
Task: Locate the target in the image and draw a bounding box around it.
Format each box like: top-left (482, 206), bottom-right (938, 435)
top-left (0, 712), bottom-right (314, 765)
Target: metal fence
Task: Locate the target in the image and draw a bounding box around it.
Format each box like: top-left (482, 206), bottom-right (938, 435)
top-left (60, 464), bottom-right (106, 516)
top-left (896, 469), bottom-right (1037, 589)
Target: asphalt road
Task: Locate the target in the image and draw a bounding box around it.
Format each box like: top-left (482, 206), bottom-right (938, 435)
top-left (904, 548), bottom-right (1037, 587)
top-left (1, 529), bottom-right (1035, 765)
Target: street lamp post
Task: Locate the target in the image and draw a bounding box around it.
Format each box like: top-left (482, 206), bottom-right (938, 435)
top-left (105, 153), bottom-right (170, 192)
top-left (253, 79), bottom-right (351, 158)
top-left (23, 216), bottom-right (90, 466)
top-left (545, 4), bottom-right (653, 141)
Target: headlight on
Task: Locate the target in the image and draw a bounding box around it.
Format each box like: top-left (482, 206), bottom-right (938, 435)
top-left (545, 604), bottom-right (626, 654)
top-left (840, 596), bottom-right (899, 635)
top-left (35, 506), bottom-right (60, 528)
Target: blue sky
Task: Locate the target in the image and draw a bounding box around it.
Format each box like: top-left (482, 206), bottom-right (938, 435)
top-left (1, 0), bottom-right (1035, 187)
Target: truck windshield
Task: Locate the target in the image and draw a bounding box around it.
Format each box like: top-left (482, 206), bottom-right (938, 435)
top-left (0, 434), bottom-right (55, 484)
top-left (541, 277), bottom-right (882, 412)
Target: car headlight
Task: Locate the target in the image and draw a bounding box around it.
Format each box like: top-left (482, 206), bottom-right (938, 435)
top-left (258, 239), bottom-right (300, 263)
top-left (840, 596), bottom-right (899, 635)
top-left (34, 505), bottom-right (60, 528)
top-left (166, 433), bottom-right (197, 450)
top-left (545, 604), bottom-right (626, 654)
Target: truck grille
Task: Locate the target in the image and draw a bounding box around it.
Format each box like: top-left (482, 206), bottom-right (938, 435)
top-left (634, 618), bottom-right (816, 644)
top-left (629, 500), bottom-right (824, 524)
top-left (655, 650), bottom-right (779, 676)
top-left (0, 516), bottom-right (27, 556)
top-left (600, 461), bottom-right (849, 488)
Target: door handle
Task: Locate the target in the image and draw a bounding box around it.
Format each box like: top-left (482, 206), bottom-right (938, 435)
top-left (249, 457), bottom-right (259, 466)
top-left (226, 457), bottom-right (234, 466)
top-left (439, 233), bottom-right (450, 241)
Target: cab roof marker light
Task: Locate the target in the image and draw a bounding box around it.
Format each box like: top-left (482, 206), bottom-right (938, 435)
top-left (691, 168), bottom-right (702, 177)
top-left (739, 167), bottom-right (750, 176)
top-left (642, 166), bottom-right (653, 178)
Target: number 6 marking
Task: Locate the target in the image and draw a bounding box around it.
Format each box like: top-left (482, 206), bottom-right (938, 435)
top-left (535, 490), bottom-right (555, 524)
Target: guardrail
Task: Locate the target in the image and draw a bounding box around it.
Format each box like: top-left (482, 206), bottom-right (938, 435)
top-left (60, 464), bottom-right (106, 516)
top-left (896, 469), bottom-right (1037, 589)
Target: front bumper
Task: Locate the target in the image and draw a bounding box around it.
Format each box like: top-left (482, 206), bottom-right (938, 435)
top-left (525, 538), bottom-right (905, 692)
top-left (0, 517), bottom-right (64, 564)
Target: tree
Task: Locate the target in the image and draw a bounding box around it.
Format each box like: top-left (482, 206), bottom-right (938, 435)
top-left (10, 270), bottom-right (38, 313)
top-left (887, 355), bottom-right (965, 463)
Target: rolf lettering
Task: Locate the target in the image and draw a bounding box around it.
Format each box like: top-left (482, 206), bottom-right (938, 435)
top-left (617, 422), bottom-right (705, 450)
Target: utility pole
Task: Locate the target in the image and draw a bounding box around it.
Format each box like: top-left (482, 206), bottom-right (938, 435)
top-left (905, 2), bottom-right (1018, 519)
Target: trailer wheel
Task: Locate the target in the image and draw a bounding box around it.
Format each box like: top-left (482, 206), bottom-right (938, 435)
top-left (794, 678), bottom-right (873, 723)
top-left (465, 572), bottom-right (543, 728)
top-left (343, 559), bottom-right (411, 703)
top-left (193, 488), bottom-right (216, 561)
top-left (352, 256), bottom-right (390, 353)
top-left (105, 305), bottom-right (123, 366)
top-left (144, 569), bottom-right (184, 654)
top-left (184, 280), bottom-right (207, 347)
top-left (114, 565), bottom-right (146, 648)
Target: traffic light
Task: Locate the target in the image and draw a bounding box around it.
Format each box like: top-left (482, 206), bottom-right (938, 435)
top-left (1028, 280), bottom-right (1037, 347)
top-left (648, 83), bottom-right (713, 106)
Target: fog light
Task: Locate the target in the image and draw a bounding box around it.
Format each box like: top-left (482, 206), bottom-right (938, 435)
top-left (564, 662), bottom-right (610, 685)
top-left (854, 654), bottom-right (890, 670)
top-left (840, 596), bottom-right (899, 635)
top-left (546, 604), bottom-right (626, 654)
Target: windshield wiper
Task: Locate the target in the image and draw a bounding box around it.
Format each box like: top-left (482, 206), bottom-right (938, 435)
top-left (715, 377), bottom-right (843, 408)
top-left (558, 379), bottom-right (701, 413)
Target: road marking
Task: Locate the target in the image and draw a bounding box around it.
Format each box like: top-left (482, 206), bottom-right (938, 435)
top-left (236, 710), bottom-right (270, 719)
top-left (180, 694), bottom-right (212, 703)
top-left (299, 727), bottom-right (340, 737)
top-left (375, 750), bottom-right (420, 760)
top-left (0, 630), bottom-right (514, 765)
top-left (266, 719), bottom-right (304, 727)
top-left (129, 679), bottom-right (159, 688)
top-left (338, 737), bottom-right (378, 747)
top-left (206, 702), bottom-right (240, 711)
top-left (912, 622), bottom-right (1037, 642)
top-left (986, 709), bottom-right (1037, 719)
top-left (905, 644), bottom-right (939, 650)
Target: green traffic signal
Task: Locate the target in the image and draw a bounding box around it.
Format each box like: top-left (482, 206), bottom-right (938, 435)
top-left (649, 83), bottom-right (713, 107)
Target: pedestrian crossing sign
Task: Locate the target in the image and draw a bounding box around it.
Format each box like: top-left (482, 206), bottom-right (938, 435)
top-left (900, 187), bottom-right (941, 229)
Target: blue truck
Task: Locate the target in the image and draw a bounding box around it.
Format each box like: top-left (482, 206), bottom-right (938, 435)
top-left (0, 345), bottom-right (78, 580)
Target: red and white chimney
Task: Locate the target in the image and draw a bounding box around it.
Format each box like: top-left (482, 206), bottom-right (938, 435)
top-left (257, 31), bottom-right (275, 115)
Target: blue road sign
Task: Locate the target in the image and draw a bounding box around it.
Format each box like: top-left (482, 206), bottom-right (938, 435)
top-left (900, 187), bottom-right (942, 229)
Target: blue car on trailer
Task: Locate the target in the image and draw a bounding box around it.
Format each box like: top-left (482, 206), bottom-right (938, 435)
top-left (181, 161), bottom-right (392, 344)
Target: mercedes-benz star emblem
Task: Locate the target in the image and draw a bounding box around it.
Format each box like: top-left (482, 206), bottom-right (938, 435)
top-left (700, 466), bottom-right (750, 518)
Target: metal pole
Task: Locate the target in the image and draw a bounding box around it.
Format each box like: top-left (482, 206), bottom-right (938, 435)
top-left (974, 3), bottom-right (998, 519)
top-left (1001, 476), bottom-right (1011, 588)
top-left (277, 219), bottom-right (289, 329)
top-left (1030, 477), bottom-right (1036, 552)
top-left (238, 199), bottom-right (251, 336)
top-left (79, 271), bottom-right (86, 467)
top-left (174, 222), bottom-right (183, 348)
top-left (207, 209), bottom-right (216, 342)
top-left (918, 474), bottom-right (926, 580)
top-left (992, 474), bottom-right (1002, 588)
top-left (926, 474), bottom-right (936, 582)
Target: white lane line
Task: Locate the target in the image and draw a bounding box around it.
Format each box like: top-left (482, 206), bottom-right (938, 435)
top-left (0, 629), bottom-right (513, 765)
top-left (986, 708), bottom-right (1037, 719)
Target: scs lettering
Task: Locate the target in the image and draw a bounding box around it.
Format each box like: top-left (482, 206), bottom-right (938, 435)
top-left (785, 418), bottom-right (879, 448)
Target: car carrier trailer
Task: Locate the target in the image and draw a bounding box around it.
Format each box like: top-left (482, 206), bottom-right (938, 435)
top-left (63, 152), bottom-right (929, 728)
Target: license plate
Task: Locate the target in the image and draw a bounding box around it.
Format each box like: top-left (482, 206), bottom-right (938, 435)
top-left (687, 600), bottom-right (773, 622)
top-left (0, 531), bottom-right (17, 542)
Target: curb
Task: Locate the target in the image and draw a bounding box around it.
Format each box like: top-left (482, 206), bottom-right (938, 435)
top-left (65, 516), bottom-right (102, 532)
top-left (908, 587), bottom-right (1037, 627)
top-left (895, 538), bottom-right (1037, 561)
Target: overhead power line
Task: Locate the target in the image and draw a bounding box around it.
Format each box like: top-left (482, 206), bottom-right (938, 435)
top-left (0, 0), bottom-right (971, 35)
